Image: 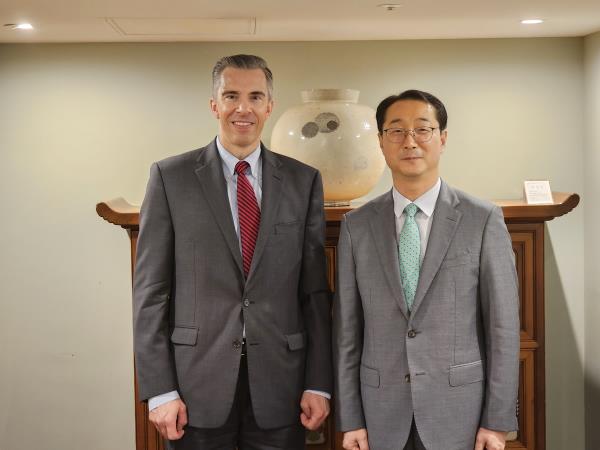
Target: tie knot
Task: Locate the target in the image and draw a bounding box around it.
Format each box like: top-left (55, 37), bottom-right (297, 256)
top-left (235, 160), bottom-right (250, 175)
top-left (404, 203), bottom-right (418, 218)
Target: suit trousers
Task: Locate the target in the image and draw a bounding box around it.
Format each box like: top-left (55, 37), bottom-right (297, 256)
top-left (402, 419), bottom-right (426, 450)
top-left (165, 343), bottom-right (305, 450)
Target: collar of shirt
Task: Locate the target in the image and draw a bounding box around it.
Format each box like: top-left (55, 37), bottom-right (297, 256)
top-left (216, 136), bottom-right (262, 178)
top-left (393, 178), bottom-right (442, 219)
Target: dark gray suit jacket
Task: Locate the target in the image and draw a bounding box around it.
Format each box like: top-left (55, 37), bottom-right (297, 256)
top-left (133, 139), bottom-right (332, 429)
top-left (333, 181), bottom-right (520, 450)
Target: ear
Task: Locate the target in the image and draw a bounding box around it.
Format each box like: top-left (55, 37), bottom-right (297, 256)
top-left (440, 129), bottom-right (448, 152)
top-left (266, 99), bottom-right (274, 118)
top-left (209, 98), bottom-right (219, 119)
top-left (378, 133), bottom-right (384, 151)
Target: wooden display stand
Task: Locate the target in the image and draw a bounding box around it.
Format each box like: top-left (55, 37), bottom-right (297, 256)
top-left (97, 192), bottom-right (579, 450)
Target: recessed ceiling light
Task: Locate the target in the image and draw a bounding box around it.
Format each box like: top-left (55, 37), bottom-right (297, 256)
top-left (378, 4), bottom-right (403, 11)
top-left (521, 19), bottom-right (543, 25)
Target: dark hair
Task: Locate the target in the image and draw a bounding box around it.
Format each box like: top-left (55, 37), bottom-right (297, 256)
top-left (212, 54), bottom-right (273, 98)
top-left (375, 89), bottom-right (448, 133)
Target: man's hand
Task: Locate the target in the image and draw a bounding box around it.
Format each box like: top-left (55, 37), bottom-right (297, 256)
top-left (342, 428), bottom-right (370, 450)
top-left (299, 392), bottom-right (330, 430)
top-left (474, 427), bottom-right (507, 450)
top-left (149, 398), bottom-right (188, 440)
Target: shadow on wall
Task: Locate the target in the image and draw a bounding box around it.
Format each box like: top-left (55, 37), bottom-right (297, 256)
top-left (544, 230), bottom-right (585, 450)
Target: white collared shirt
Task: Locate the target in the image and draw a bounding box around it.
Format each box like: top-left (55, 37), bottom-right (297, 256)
top-left (393, 178), bottom-right (442, 264)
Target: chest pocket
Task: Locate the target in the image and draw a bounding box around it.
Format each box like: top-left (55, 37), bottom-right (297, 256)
top-left (440, 251), bottom-right (478, 269)
top-left (274, 220), bottom-right (302, 234)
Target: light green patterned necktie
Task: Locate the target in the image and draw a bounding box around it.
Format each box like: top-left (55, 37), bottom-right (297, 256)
top-left (398, 203), bottom-right (421, 311)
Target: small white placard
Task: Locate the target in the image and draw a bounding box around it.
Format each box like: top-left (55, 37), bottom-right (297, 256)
top-left (523, 180), bottom-right (553, 204)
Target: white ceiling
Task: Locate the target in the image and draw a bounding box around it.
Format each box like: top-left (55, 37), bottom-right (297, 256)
top-left (1, 0), bottom-right (600, 43)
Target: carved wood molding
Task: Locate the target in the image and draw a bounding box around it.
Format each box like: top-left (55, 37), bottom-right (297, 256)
top-left (97, 192), bottom-right (580, 227)
top-left (495, 192), bottom-right (579, 222)
top-left (96, 197), bottom-right (140, 228)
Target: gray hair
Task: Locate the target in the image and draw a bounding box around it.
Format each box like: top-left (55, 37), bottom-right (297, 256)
top-left (212, 54), bottom-right (273, 98)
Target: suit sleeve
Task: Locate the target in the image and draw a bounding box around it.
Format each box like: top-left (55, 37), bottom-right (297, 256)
top-left (479, 206), bottom-right (520, 431)
top-left (300, 171), bottom-right (333, 394)
top-left (133, 163), bottom-right (178, 401)
top-left (332, 216), bottom-right (366, 431)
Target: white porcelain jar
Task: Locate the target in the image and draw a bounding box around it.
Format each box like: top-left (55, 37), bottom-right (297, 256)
top-left (271, 89), bottom-right (385, 206)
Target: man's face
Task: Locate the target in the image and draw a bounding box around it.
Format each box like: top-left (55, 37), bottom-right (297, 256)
top-left (378, 99), bottom-right (447, 184)
top-left (210, 67), bottom-right (273, 157)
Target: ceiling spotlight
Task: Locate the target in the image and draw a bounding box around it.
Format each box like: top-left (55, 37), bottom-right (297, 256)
top-left (521, 19), bottom-right (543, 25)
top-left (378, 4), bottom-right (403, 11)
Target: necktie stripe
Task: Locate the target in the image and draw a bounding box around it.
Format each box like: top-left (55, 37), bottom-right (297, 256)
top-left (235, 161), bottom-right (261, 278)
top-left (239, 216), bottom-right (259, 232)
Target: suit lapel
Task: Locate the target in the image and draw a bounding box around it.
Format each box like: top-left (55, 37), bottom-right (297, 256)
top-left (369, 191), bottom-right (409, 321)
top-left (410, 181), bottom-right (462, 317)
top-left (194, 140), bottom-right (244, 277)
top-left (246, 146), bottom-right (282, 283)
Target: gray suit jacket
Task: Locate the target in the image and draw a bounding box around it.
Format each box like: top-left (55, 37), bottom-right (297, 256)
top-left (133, 139), bottom-right (332, 429)
top-left (333, 181), bottom-right (520, 450)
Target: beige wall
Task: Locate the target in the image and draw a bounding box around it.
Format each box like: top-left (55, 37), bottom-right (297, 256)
top-left (0, 39), bottom-right (585, 449)
top-left (584, 31), bottom-right (600, 450)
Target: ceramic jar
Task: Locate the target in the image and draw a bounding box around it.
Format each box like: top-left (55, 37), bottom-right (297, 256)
top-left (271, 89), bottom-right (385, 206)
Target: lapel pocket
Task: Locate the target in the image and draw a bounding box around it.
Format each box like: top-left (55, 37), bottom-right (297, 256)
top-left (285, 331), bottom-right (307, 351)
top-left (170, 327), bottom-right (198, 346)
top-left (360, 364), bottom-right (380, 388)
top-left (449, 360), bottom-right (484, 386)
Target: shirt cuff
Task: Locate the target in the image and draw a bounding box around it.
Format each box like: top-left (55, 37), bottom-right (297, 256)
top-left (304, 389), bottom-right (331, 400)
top-left (148, 390), bottom-right (180, 411)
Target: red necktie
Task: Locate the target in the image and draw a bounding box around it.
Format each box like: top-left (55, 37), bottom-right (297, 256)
top-left (235, 161), bottom-right (261, 277)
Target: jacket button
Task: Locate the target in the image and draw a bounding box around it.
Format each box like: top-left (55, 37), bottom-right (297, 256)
top-left (232, 340), bottom-right (242, 349)
top-left (405, 374), bottom-right (411, 383)
top-left (243, 299), bottom-right (250, 307)
top-left (407, 329), bottom-right (417, 338)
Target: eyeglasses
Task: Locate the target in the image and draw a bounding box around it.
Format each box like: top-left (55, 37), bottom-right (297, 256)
top-left (382, 126), bottom-right (438, 144)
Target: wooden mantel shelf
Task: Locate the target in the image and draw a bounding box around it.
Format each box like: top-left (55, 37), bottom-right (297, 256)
top-left (97, 192), bottom-right (580, 227)
top-left (495, 192), bottom-right (580, 222)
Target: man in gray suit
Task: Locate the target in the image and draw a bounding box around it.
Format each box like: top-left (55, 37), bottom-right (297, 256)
top-left (133, 54), bottom-right (332, 449)
top-left (333, 90), bottom-right (520, 450)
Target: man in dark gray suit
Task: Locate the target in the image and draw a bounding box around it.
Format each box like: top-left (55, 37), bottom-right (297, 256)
top-left (333, 90), bottom-right (520, 450)
top-left (133, 54), bottom-right (332, 449)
